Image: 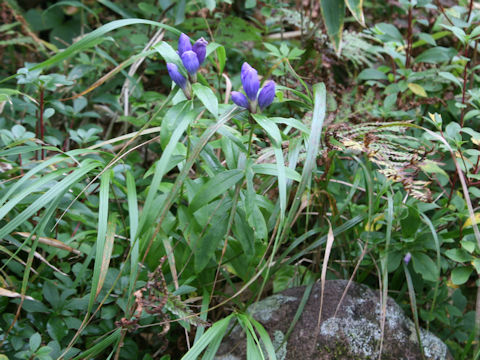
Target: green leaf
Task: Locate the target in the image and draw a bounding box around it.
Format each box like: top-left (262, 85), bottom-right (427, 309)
top-left (400, 207), bottom-right (420, 238)
top-left (319, 0), bottom-right (345, 54)
top-left (418, 33), bottom-right (436, 46)
top-left (472, 259), bottom-right (480, 274)
top-left (375, 23), bottom-right (403, 43)
top-left (249, 316), bottom-right (277, 360)
top-left (190, 170), bottom-right (244, 212)
top-left (444, 248), bottom-right (473, 263)
top-left (138, 2), bottom-right (160, 15)
top-left (270, 117), bottom-right (310, 134)
top-left (438, 71), bottom-right (462, 87)
top-left (252, 164), bottom-right (301, 182)
top-left (451, 266), bottom-right (473, 285)
top-left (245, 162), bottom-right (268, 240)
top-left (358, 68), bottom-right (387, 81)
top-left (154, 41), bottom-right (184, 74)
top-left (233, 210), bottom-right (255, 257)
top-left (204, 0), bottom-right (216, 11)
top-left (192, 83), bottom-right (218, 118)
top-left (47, 317), bottom-right (68, 342)
top-left (29, 333), bottom-right (41, 352)
top-left (216, 45), bottom-right (226, 74)
top-left (415, 47), bottom-right (457, 64)
top-left (193, 203), bottom-right (230, 272)
top-left (412, 252), bottom-right (438, 282)
top-left (252, 114), bottom-right (287, 219)
top-left (461, 240), bottom-right (476, 253)
top-left (139, 105), bottom-right (195, 236)
top-left (36, 346), bottom-right (52, 357)
top-left (345, 0), bottom-right (365, 26)
top-left (98, 0), bottom-right (134, 18)
top-left (42, 281), bottom-right (60, 308)
top-left (408, 83), bottom-right (427, 97)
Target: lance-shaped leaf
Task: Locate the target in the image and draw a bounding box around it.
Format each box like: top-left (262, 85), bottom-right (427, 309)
top-left (320, 0), bottom-right (345, 55)
top-left (345, 0), bottom-right (365, 27)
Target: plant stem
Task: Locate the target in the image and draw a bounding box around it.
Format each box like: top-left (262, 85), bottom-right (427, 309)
top-left (246, 117), bottom-right (256, 161)
top-left (467, 0), bottom-right (474, 23)
top-left (405, 3), bottom-right (413, 69)
top-left (476, 278), bottom-right (480, 353)
top-left (460, 44), bottom-right (470, 127)
top-left (39, 86), bottom-right (45, 160)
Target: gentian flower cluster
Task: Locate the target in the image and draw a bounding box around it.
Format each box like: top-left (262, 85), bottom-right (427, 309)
top-left (231, 62), bottom-right (275, 113)
top-left (166, 33), bottom-right (208, 99)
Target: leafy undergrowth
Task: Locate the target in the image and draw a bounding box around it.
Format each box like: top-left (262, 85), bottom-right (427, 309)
top-left (0, 1), bottom-right (480, 359)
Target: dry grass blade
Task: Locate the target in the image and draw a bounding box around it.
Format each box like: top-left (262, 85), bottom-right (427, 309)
top-left (312, 218), bottom-right (335, 352)
top-left (0, 287), bottom-right (34, 300)
top-left (333, 239), bottom-right (368, 318)
top-left (31, 248), bottom-right (67, 276)
top-left (120, 26), bottom-right (165, 116)
top-left (222, 73), bottom-right (232, 104)
top-left (14, 231), bottom-right (82, 255)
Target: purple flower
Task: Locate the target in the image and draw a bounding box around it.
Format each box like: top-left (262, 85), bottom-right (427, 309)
top-left (232, 63), bottom-right (276, 113)
top-left (241, 62), bottom-right (259, 101)
top-left (193, 37), bottom-right (208, 65)
top-left (166, 63), bottom-right (187, 90)
top-left (404, 252), bottom-right (412, 264)
top-left (231, 91), bottom-right (249, 109)
top-left (258, 81), bottom-right (276, 109)
top-left (178, 33), bottom-right (192, 56)
top-left (181, 50), bottom-right (200, 75)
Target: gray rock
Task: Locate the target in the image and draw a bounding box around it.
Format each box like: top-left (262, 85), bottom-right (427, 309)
top-left (215, 280), bottom-right (452, 360)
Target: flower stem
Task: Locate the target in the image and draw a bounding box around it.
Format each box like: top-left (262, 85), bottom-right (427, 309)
top-left (246, 115), bottom-right (256, 160)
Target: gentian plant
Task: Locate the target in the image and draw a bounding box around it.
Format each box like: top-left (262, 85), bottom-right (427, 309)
top-left (166, 33), bottom-right (208, 99)
top-left (231, 62), bottom-right (276, 113)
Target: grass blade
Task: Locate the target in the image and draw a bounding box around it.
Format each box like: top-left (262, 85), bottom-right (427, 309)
top-left (88, 169), bottom-right (113, 311)
top-left (1, 19), bottom-right (181, 82)
top-left (181, 314), bottom-right (233, 360)
top-left (126, 170), bottom-right (139, 307)
top-left (72, 329), bottom-right (122, 360)
top-left (403, 261), bottom-right (426, 360)
top-left (0, 160), bottom-right (100, 240)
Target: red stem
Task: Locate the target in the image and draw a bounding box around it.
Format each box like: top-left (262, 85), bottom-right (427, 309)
top-left (467, 0), bottom-right (474, 23)
top-left (460, 45), bottom-right (470, 127)
top-left (405, 5), bottom-right (413, 69)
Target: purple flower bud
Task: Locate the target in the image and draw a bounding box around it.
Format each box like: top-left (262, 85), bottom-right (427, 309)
top-left (181, 50), bottom-right (200, 75)
top-left (166, 63), bottom-right (187, 90)
top-left (231, 91), bottom-right (249, 109)
top-left (178, 33), bottom-right (192, 55)
top-left (258, 81), bottom-right (276, 109)
top-left (193, 37), bottom-right (208, 65)
top-left (241, 62), bottom-right (259, 101)
top-left (404, 252), bottom-right (412, 264)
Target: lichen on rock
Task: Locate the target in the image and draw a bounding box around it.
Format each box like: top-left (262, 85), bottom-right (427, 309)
top-left (215, 280), bottom-right (452, 360)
